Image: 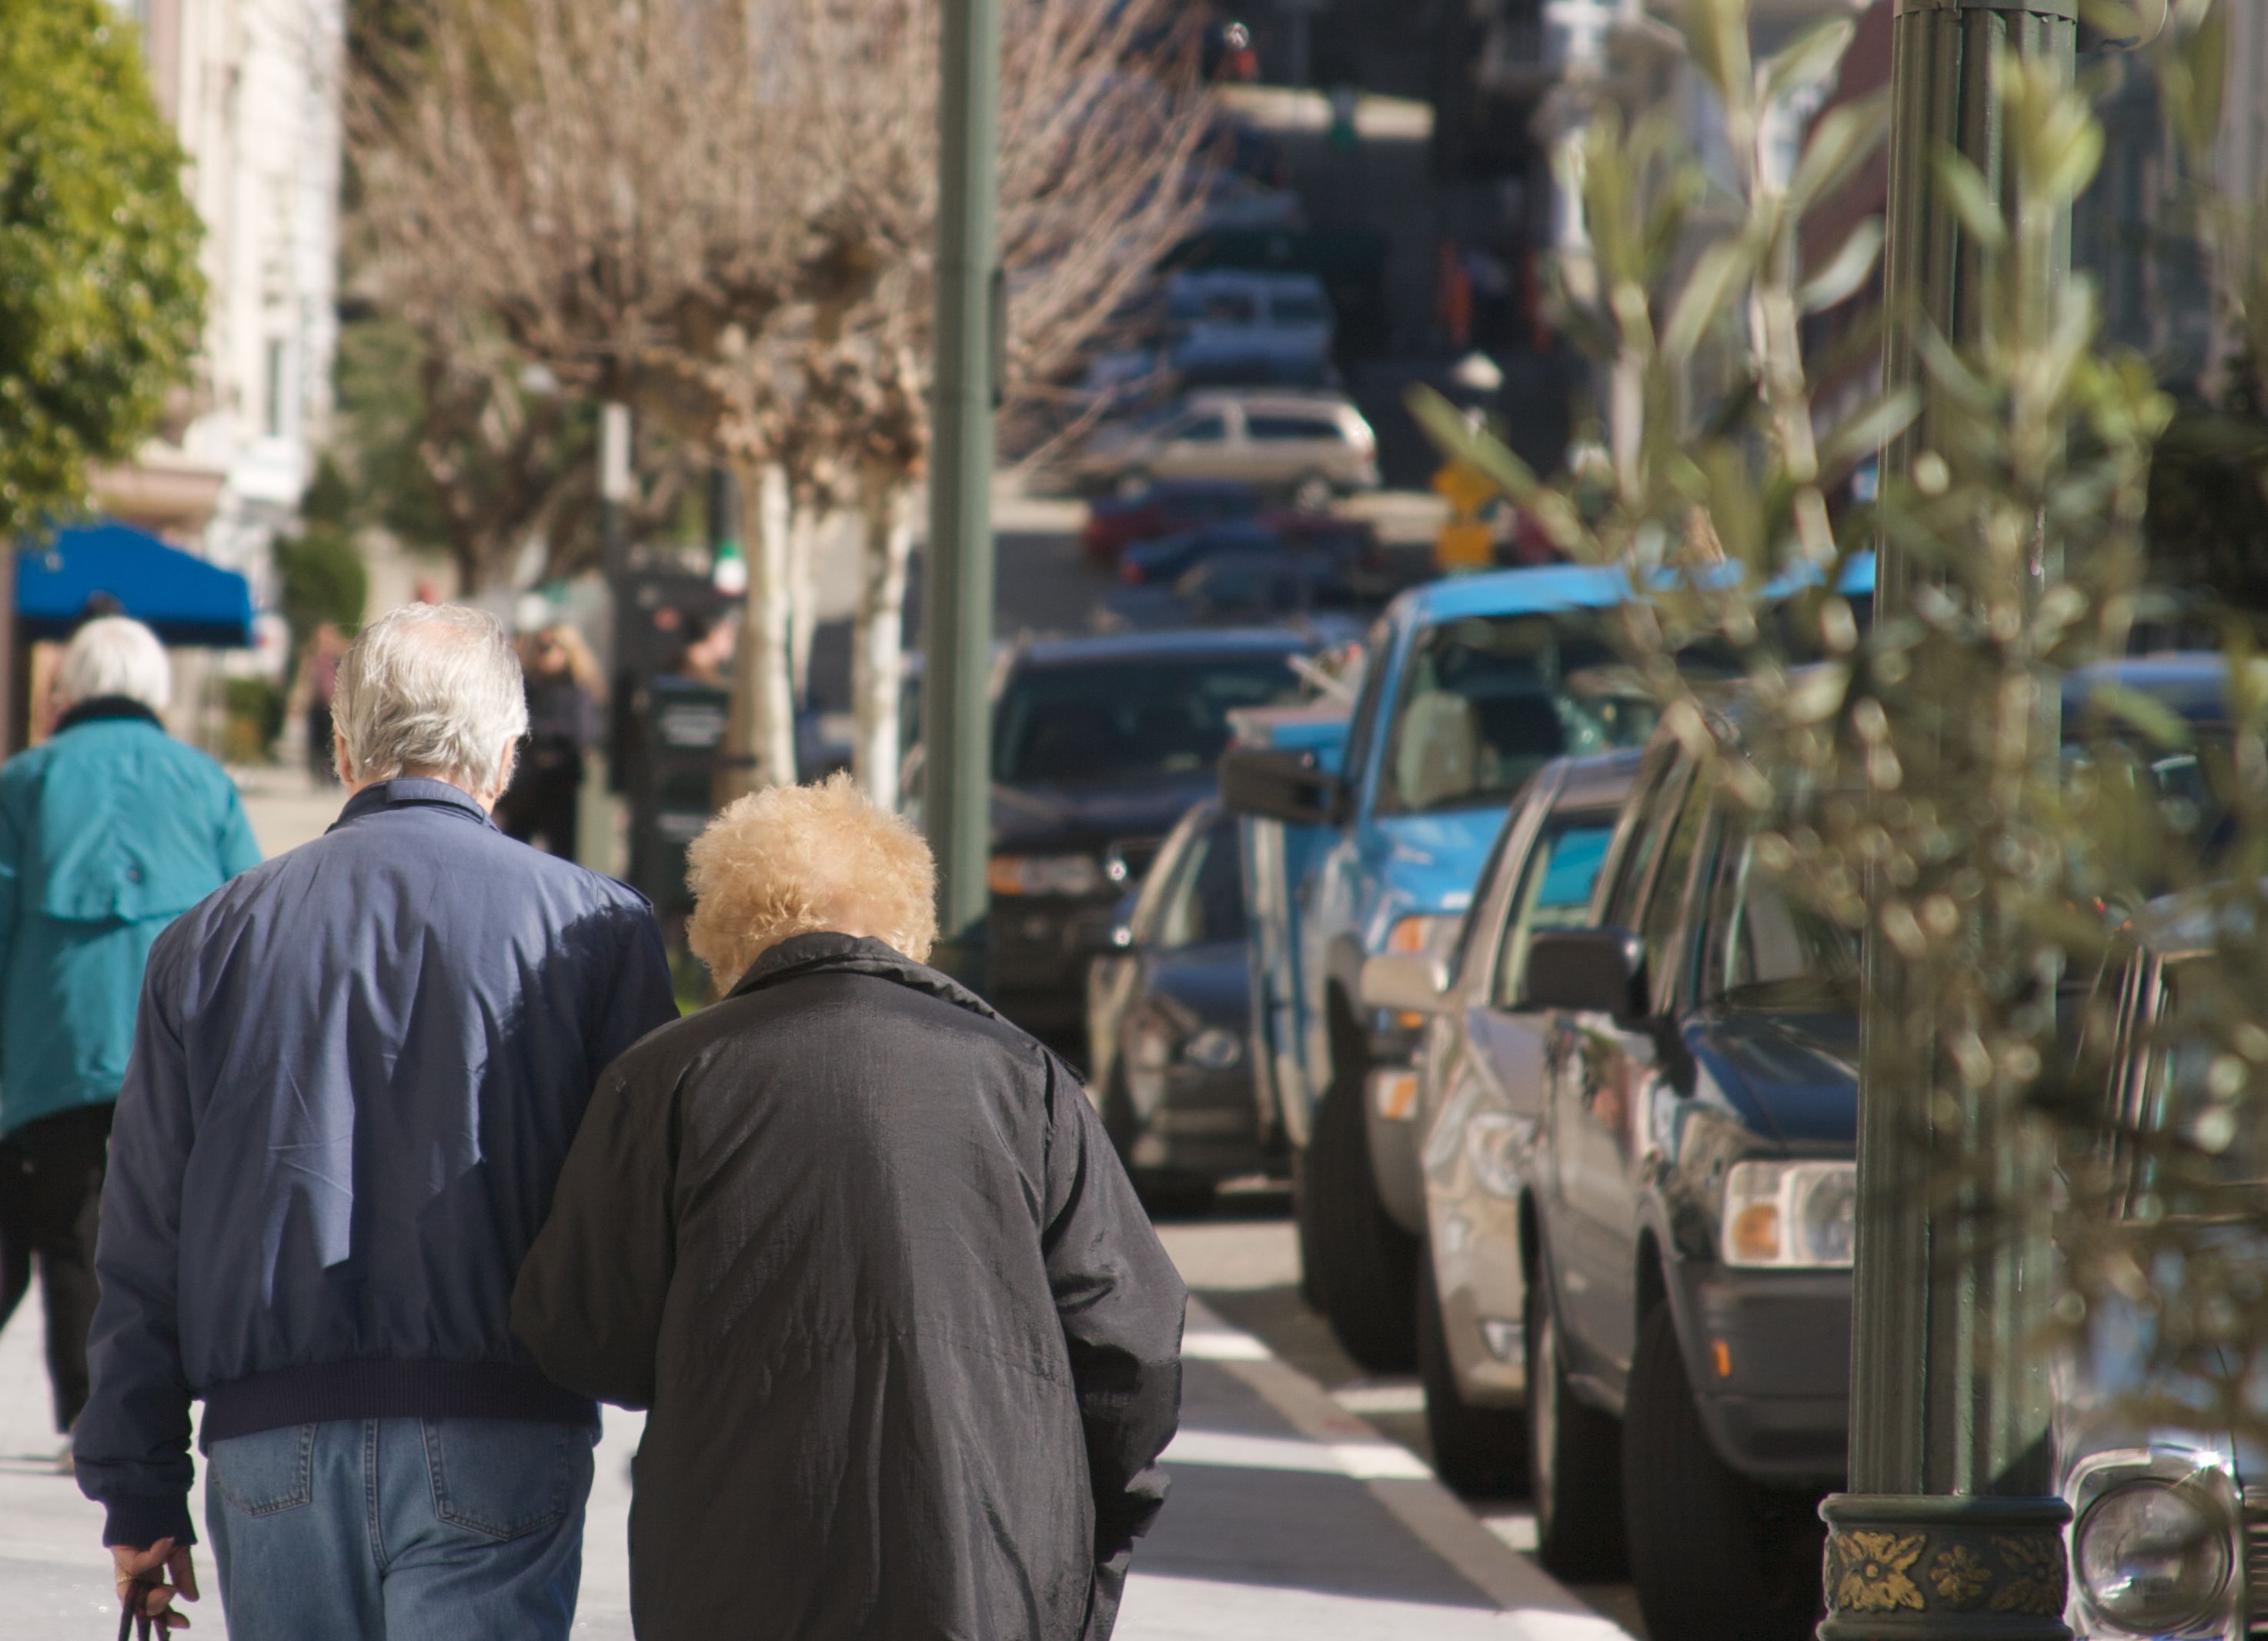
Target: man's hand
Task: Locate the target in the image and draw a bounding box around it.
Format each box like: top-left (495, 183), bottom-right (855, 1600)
top-left (112, 1538), bottom-right (199, 1631)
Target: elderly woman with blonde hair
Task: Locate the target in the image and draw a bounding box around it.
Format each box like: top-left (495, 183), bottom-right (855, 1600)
top-left (516, 774), bottom-right (1187, 1641)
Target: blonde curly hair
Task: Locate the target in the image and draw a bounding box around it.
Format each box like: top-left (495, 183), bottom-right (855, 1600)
top-left (685, 772), bottom-right (939, 992)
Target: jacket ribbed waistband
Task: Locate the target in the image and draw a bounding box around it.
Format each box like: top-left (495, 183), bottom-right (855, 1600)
top-left (199, 1359), bottom-right (596, 1449)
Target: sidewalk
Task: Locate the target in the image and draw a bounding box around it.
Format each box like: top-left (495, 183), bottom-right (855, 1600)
top-left (0, 1288), bottom-right (1624, 1639)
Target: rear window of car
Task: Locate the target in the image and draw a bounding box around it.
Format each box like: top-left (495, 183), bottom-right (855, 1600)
top-left (1271, 292), bottom-right (1330, 324)
top-left (993, 654), bottom-right (1303, 784)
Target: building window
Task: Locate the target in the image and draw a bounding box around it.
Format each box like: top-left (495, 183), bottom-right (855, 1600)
top-left (265, 339), bottom-right (292, 440)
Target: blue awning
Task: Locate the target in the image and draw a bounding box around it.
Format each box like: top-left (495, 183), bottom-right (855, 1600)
top-left (17, 522), bottom-right (255, 647)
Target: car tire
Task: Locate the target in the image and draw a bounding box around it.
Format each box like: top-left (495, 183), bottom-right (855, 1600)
top-left (1526, 1256), bottom-right (1627, 1581)
top-left (1417, 1252), bottom-right (1528, 1497)
top-left (1291, 1142), bottom-right (1327, 1308)
top-left (1308, 1048), bottom-right (1418, 1372)
top-left (1291, 472), bottom-right (1336, 513)
top-left (1623, 1300), bottom-right (1825, 1641)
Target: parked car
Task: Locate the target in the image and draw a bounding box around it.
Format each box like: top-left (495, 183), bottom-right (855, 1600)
top-left (1080, 801), bottom-right (1268, 1212)
top-left (1218, 566), bottom-right (1671, 1369)
top-left (1357, 749), bottom-right (1640, 1497)
top-left (1097, 551), bottom-right (1372, 633)
top-left (986, 627), bottom-right (1320, 1061)
top-left (1505, 714), bottom-right (1858, 1636)
top-left (1067, 389), bottom-right (1381, 509)
top-left (1120, 517), bottom-right (1378, 587)
top-left (2049, 897), bottom-right (2268, 1641)
top-left (1081, 478), bottom-right (1268, 569)
top-left (1165, 269), bottom-right (1335, 358)
top-left (1167, 335), bottom-right (1344, 392)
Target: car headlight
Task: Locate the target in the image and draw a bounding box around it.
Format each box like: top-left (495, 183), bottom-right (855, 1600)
top-left (1184, 1026), bottom-right (1243, 1070)
top-left (1721, 1160), bottom-right (1857, 1268)
top-left (989, 852), bottom-right (1106, 897)
top-left (1385, 913), bottom-right (1463, 964)
top-left (1465, 1111), bottom-right (1523, 1199)
top-left (2074, 1479), bottom-right (2232, 1634)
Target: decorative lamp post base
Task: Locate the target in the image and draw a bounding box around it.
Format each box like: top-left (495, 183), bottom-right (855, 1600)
top-left (1819, 1494), bottom-right (2071, 1641)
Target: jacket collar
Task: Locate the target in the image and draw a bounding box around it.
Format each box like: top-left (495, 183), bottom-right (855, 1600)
top-left (330, 777), bottom-right (499, 833)
top-left (53, 696), bottom-right (163, 735)
top-left (726, 931), bottom-right (1007, 1026)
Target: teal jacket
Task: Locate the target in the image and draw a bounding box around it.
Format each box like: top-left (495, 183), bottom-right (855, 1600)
top-left (0, 700), bottom-right (261, 1138)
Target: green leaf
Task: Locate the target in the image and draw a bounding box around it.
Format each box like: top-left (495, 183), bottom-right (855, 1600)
top-left (1405, 386), bottom-right (1540, 503)
top-left (1929, 146), bottom-right (2010, 250)
top-left (1799, 217), bottom-right (1885, 314)
top-left (1662, 239), bottom-right (1755, 364)
top-left (1820, 387), bottom-right (1922, 471)
top-left (1761, 16), bottom-right (1855, 109)
top-left (1788, 99), bottom-right (1890, 219)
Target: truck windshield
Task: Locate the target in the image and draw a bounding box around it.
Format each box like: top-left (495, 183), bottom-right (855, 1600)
top-left (994, 655), bottom-right (1303, 785)
top-left (1375, 615), bottom-right (1652, 815)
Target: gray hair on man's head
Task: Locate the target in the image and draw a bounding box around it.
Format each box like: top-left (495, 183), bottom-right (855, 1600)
top-left (334, 603), bottom-right (529, 796)
top-left (56, 617), bottom-right (172, 714)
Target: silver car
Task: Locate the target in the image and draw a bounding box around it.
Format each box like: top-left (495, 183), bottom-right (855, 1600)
top-left (1069, 389), bottom-right (1381, 510)
top-left (1358, 750), bottom-right (1640, 1495)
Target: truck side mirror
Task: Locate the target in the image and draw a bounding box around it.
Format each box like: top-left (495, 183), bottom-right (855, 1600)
top-left (1360, 951), bottom-right (1448, 1016)
top-left (1219, 744), bottom-right (1341, 827)
top-left (1520, 927), bottom-right (1644, 1018)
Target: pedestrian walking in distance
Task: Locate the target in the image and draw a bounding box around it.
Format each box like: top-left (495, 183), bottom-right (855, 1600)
top-left (0, 617), bottom-right (260, 1473)
top-left (515, 774), bottom-right (1187, 1641)
top-left (75, 602), bottom-right (678, 1639)
top-left (498, 621), bottom-right (600, 858)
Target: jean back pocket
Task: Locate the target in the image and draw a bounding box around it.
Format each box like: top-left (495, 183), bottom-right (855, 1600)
top-left (208, 1423), bottom-right (317, 1517)
top-left (421, 1419), bottom-right (590, 1542)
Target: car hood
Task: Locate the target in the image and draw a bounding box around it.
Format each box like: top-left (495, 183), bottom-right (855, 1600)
top-left (1371, 807), bottom-right (1511, 917)
top-left (1146, 941), bottom-right (1252, 1029)
top-left (992, 772), bottom-right (1217, 853)
top-left (1688, 1004), bottom-right (1859, 1148)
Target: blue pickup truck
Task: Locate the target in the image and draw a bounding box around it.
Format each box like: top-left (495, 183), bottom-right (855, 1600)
top-left (1219, 566), bottom-right (1668, 1368)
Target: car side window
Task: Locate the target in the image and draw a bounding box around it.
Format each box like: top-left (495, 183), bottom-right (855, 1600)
top-left (1595, 750), bottom-right (1687, 930)
top-left (1449, 792), bottom-right (1541, 990)
top-left (1157, 819), bottom-right (1248, 948)
top-left (1493, 813), bottom-right (1618, 1008)
top-left (1171, 415), bottom-right (1228, 443)
top-left (1247, 415), bottom-right (1339, 443)
top-left (1337, 619), bottom-right (1396, 808)
top-left (1637, 778), bottom-right (1714, 1013)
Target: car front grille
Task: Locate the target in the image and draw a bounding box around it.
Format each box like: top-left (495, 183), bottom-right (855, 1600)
top-left (2243, 1487), bottom-right (2268, 1633)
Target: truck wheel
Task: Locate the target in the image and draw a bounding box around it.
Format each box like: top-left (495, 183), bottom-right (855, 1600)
top-left (1418, 1252), bottom-right (1528, 1497)
top-left (1526, 1258), bottom-right (1626, 1580)
top-left (1623, 1301), bottom-right (1825, 1641)
top-left (1310, 1057), bottom-right (1418, 1372)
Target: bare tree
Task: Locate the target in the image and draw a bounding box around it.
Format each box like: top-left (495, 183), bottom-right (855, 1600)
top-left (349, 0), bottom-right (1211, 799)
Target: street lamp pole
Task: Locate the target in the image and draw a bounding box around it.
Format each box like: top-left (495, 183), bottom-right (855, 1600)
top-left (924, 0), bottom-right (1004, 986)
top-left (1822, 4), bottom-right (2077, 1637)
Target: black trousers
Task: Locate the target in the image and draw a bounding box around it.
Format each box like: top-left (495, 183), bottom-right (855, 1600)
top-left (499, 749), bottom-right (583, 860)
top-left (0, 1102), bottom-right (113, 1433)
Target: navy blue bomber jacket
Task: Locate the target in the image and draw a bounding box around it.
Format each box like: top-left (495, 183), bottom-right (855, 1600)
top-left (73, 778), bottom-right (678, 1549)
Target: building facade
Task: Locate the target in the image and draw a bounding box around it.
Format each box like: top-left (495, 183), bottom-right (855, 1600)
top-left (102, 0), bottom-right (345, 623)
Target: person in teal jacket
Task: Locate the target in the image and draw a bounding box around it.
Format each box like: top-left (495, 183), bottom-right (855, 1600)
top-left (0, 616), bottom-right (260, 1459)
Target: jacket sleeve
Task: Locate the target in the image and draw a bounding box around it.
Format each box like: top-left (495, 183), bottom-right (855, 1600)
top-left (213, 780), bottom-right (262, 879)
top-left (1038, 1052), bottom-right (1187, 1639)
top-left (72, 937), bottom-right (199, 1549)
top-left (0, 779), bottom-right (24, 1061)
top-left (588, 900), bottom-right (679, 1068)
top-left (512, 1061), bottom-right (676, 1410)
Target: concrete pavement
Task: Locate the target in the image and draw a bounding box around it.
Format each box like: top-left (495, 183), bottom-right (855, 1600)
top-left (0, 1278), bottom-right (1625, 1639)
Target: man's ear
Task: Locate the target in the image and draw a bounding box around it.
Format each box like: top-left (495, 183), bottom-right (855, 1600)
top-left (332, 731), bottom-right (356, 786)
top-left (491, 737), bottom-right (520, 802)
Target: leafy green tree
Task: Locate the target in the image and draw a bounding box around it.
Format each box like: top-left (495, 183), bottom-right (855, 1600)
top-left (0, 0), bottom-right (204, 536)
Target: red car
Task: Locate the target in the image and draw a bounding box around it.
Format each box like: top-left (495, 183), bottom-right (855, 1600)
top-left (1080, 479), bottom-right (1267, 569)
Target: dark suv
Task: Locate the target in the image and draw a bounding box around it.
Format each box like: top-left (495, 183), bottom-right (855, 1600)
top-left (1514, 723), bottom-right (1860, 1641)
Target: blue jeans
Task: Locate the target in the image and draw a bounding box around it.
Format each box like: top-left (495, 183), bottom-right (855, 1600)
top-left (204, 1417), bottom-right (595, 1641)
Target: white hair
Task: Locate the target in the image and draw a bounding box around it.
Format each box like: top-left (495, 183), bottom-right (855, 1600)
top-left (334, 603), bottom-right (529, 796)
top-left (56, 617), bottom-right (172, 714)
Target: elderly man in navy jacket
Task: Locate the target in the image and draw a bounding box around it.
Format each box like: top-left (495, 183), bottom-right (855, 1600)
top-left (73, 603), bottom-right (677, 1639)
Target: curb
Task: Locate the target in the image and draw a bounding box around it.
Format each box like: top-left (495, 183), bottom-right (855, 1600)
top-left (1183, 1298), bottom-right (1630, 1635)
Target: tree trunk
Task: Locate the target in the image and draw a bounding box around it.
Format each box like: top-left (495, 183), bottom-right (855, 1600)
top-left (850, 476), bottom-right (916, 811)
top-left (787, 496), bottom-right (823, 706)
top-left (720, 460), bottom-right (799, 802)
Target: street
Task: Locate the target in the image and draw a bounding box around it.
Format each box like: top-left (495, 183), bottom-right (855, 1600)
top-left (0, 1198), bottom-right (1633, 1641)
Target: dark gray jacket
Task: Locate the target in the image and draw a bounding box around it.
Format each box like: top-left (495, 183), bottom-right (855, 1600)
top-left (513, 934), bottom-right (1186, 1641)
top-left (75, 778), bottom-right (676, 1548)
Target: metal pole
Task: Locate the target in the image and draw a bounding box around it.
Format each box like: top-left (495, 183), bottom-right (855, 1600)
top-left (923, 0), bottom-right (1002, 987)
top-left (1822, 4), bottom-right (2076, 1636)
top-left (600, 401), bottom-right (633, 789)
